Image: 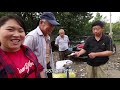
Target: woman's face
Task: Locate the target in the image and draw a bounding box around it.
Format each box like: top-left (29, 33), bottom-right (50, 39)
top-left (0, 19), bottom-right (25, 52)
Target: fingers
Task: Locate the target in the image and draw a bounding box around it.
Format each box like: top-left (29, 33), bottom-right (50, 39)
top-left (88, 53), bottom-right (95, 59)
top-left (74, 52), bottom-right (80, 57)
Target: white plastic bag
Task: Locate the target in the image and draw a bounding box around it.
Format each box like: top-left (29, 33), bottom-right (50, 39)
top-left (56, 60), bottom-right (73, 70)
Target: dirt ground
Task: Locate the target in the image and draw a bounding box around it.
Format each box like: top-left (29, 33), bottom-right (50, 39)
top-left (106, 44), bottom-right (120, 78)
top-left (53, 44), bottom-right (120, 78)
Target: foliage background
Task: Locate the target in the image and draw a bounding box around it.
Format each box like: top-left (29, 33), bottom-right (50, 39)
top-left (0, 12), bottom-right (120, 42)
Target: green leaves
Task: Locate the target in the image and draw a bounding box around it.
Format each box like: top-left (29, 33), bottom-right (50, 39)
top-left (52, 12), bottom-right (93, 40)
top-left (0, 12), bottom-right (93, 40)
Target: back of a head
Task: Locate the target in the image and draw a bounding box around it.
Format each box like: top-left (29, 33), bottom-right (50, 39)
top-left (92, 20), bottom-right (105, 28)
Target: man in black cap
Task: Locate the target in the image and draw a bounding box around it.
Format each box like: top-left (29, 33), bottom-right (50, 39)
top-left (23, 12), bottom-right (60, 78)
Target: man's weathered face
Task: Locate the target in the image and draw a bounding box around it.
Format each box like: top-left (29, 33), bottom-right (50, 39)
top-left (59, 31), bottom-right (65, 37)
top-left (40, 20), bottom-right (55, 36)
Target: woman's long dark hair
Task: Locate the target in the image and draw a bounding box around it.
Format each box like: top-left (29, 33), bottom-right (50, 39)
top-left (0, 14), bottom-right (27, 34)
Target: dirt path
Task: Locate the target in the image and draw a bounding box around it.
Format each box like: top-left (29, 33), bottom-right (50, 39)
top-left (106, 44), bottom-right (120, 78)
top-left (53, 44), bottom-right (120, 78)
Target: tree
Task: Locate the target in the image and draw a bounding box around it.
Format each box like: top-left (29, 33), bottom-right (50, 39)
top-left (92, 12), bottom-right (103, 22)
top-left (52, 12), bottom-right (93, 40)
top-left (14, 12), bottom-right (40, 33)
top-left (0, 12), bottom-right (93, 41)
top-left (112, 22), bottom-right (120, 40)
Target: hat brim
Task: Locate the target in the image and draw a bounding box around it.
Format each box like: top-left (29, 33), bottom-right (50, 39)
top-left (47, 20), bottom-right (60, 26)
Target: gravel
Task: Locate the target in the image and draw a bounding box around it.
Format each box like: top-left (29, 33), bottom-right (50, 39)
top-left (53, 44), bottom-right (120, 78)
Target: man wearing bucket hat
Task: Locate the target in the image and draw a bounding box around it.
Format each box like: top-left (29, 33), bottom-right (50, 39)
top-left (24, 12), bottom-right (60, 78)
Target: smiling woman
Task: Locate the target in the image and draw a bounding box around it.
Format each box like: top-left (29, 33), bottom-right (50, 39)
top-left (0, 14), bottom-right (46, 78)
top-left (0, 19), bottom-right (26, 52)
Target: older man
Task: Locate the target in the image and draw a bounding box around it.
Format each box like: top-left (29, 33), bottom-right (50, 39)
top-left (55, 29), bottom-right (70, 60)
top-left (23, 12), bottom-right (60, 78)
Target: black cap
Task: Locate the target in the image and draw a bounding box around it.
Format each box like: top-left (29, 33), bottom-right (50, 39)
top-left (40, 12), bottom-right (60, 26)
